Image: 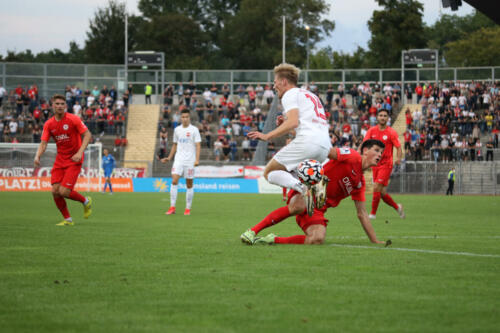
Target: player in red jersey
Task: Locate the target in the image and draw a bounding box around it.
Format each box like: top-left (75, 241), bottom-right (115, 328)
top-left (34, 94), bottom-right (93, 226)
top-left (363, 109), bottom-right (404, 220)
top-left (240, 140), bottom-right (387, 245)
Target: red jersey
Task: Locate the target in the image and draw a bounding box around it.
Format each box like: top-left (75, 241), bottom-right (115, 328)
top-left (323, 148), bottom-right (365, 208)
top-left (41, 112), bottom-right (88, 161)
top-left (363, 125), bottom-right (400, 167)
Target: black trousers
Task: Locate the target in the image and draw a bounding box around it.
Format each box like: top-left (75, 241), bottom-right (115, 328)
top-left (446, 180), bottom-right (454, 195)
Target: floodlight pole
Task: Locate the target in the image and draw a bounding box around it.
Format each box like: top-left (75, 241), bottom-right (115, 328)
top-left (124, 12), bottom-right (128, 90)
top-left (306, 25), bottom-right (310, 86)
top-left (282, 16), bottom-right (286, 63)
top-left (401, 50), bottom-right (405, 104)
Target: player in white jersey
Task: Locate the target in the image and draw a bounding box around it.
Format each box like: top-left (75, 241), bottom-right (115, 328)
top-left (161, 109), bottom-right (201, 215)
top-left (247, 63), bottom-right (331, 214)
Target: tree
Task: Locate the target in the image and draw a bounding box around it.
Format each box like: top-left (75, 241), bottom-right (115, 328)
top-left (135, 13), bottom-right (209, 68)
top-left (367, 0), bottom-right (427, 68)
top-left (218, 0), bottom-right (334, 69)
top-left (85, 0), bottom-right (128, 64)
top-left (138, 0), bottom-right (240, 47)
top-left (425, 11), bottom-right (496, 57)
top-left (444, 27), bottom-right (500, 67)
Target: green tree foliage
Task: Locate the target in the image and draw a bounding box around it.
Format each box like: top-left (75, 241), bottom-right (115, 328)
top-left (85, 0), bottom-right (128, 64)
top-left (425, 11), bottom-right (496, 58)
top-left (367, 0), bottom-right (426, 68)
top-left (135, 13), bottom-right (209, 68)
top-left (444, 27), bottom-right (500, 67)
top-left (219, 0), bottom-right (334, 69)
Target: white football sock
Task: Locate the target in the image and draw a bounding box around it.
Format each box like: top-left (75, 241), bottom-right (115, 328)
top-left (170, 184), bottom-right (178, 208)
top-left (267, 170), bottom-right (304, 193)
top-left (186, 187), bottom-right (194, 209)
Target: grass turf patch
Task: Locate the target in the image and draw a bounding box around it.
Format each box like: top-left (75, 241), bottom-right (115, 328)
top-left (0, 192), bottom-right (499, 332)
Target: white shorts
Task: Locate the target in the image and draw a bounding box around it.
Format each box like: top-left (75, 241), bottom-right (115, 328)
top-left (172, 160), bottom-right (195, 179)
top-left (273, 140), bottom-right (330, 172)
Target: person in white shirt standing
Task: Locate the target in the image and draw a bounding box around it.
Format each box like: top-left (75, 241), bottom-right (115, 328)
top-left (0, 84), bottom-right (7, 108)
top-left (247, 63), bottom-right (331, 216)
top-left (161, 109), bottom-right (201, 216)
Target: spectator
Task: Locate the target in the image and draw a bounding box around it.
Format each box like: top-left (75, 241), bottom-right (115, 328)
top-left (172, 111), bottom-right (180, 128)
top-left (32, 124), bottom-right (42, 143)
top-left (214, 139), bottom-right (223, 162)
top-left (9, 118), bottom-right (18, 139)
top-left (446, 168), bottom-right (455, 195)
top-left (145, 83), bottom-right (153, 104)
top-left (486, 139), bottom-right (494, 161)
top-left (0, 84), bottom-right (6, 108)
top-left (241, 136), bottom-right (251, 161)
top-left (475, 139), bottom-right (483, 161)
top-left (73, 101), bottom-right (82, 118)
top-left (229, 136), bottom-right (238, 161)
top-left (210, 82), bottom-right (218, 101)
top-left (263, 84), bottom-right (274, 107)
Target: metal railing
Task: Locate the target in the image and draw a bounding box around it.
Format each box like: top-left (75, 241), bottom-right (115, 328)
top-left (1, 62), bottom-right (499, 100)
top-left (388, 161), bottom-right (499, 195)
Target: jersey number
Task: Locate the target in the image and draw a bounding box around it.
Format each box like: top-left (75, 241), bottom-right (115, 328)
top-left (305, 94), bottom-right (327, 120)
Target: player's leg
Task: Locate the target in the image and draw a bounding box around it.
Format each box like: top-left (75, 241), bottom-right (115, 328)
top-left (370, 168), bottom-right (383, 219)
top-left (303, 224), bottom-right (327, 245)
top-left (167, 163), bottom-right (182, 214)
top-left (107, 176), bottom-right (113, 193)
top-left (264, 159), bottom-right (303, 192)
top-left (258, 209), bottom-right (327, 245)
top-left (59, 164), bottom-right (92, 219)
top-left (184, 166), bottom-right (195, 215)
top-left (376, 168), bottom-right (405, 218)
top-left (52, 183), bottom-right (73, 226)
top-left (241, 191), bottom-right (305, 245)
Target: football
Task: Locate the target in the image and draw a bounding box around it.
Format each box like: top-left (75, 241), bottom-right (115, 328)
top-left (297, 159), bottom-right (324, 185)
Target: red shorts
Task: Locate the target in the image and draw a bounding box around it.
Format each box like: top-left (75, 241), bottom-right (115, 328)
top-left (287, 190), bottom-right (329, 233)
top-left (372, 166), bottom-right (392, 187)
top-left (51, 159), bottom-right (82, 190)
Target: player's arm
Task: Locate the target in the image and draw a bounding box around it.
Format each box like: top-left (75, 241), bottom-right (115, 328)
top-left (34, 140), bottom-right (48, 168)
top-left (354, 200), bottom-right (385, 244)
top-left (161, 143), bottom-right (177, 163)
top-left (72, 130), bottom-right (92, 163)
top-left (395, 145), bottom-right (402, 165)
top-left (195, 142), bottom-right (201, 166)
top-left (248, 109), bottom-right (298, 141)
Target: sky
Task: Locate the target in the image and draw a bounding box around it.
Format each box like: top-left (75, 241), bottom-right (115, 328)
top-left (0, 0), bottom-right (475, 58)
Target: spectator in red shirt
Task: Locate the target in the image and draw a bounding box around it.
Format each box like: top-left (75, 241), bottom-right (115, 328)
top-left (415, 84), bottom-right (423, 103)
top-left (405, 108), bottom-right (412, 129)
top-left (15, 85), bottom-right (24, 97)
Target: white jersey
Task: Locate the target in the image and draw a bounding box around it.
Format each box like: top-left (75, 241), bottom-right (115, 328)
top-left (281, 87), bottom-right (331, 149)
top-left (173, 124), bottom-right (201, 164)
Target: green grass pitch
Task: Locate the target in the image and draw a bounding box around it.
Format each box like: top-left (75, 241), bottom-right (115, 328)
top-left (1, 192), bottom-right (499, 332)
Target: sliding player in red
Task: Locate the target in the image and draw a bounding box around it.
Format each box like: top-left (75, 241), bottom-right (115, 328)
top-left (34, 94), bottom-right (93, 226)
top-left (363, 109), bottom-right (405, 220)
top-left (240, 140), bottom-right (387, 245)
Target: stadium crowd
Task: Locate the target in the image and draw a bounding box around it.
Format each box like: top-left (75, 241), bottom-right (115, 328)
top-left (0, 83), bottom-right (130, 155)
top-left (2, 79), bottom-right (498, 164)
top-left (403, 81), bottom-right (499, 162)
top-left (157, 80), bottom-right (404, 162)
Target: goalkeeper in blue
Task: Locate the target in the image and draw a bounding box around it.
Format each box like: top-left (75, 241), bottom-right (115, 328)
top-left (102, 148), bottom-right (116, 194)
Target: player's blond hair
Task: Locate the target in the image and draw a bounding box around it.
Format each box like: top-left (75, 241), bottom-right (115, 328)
top-left (52, 94), bottom-right (66, 102)
top-left (274, 63), bottom-right (300, 86)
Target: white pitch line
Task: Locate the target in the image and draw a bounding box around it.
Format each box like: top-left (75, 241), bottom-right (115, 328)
top-left (329, 244), bottom-right (500, 258)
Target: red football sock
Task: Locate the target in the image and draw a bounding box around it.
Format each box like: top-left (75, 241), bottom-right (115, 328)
top-left (53, 195), bottom-right (70, 219)
top-left (282, 187), bottom-right (287, 198)
top-left (371, 191), bottom-right (381, 215)
top-left (68, 190), bottom-right (86, 203)
top-left (251, 206), bottom-right (290, 235)
top-left (382, 193), bottom-right (399, 210)
top-left (275, 235), bottom-right (306, 244)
